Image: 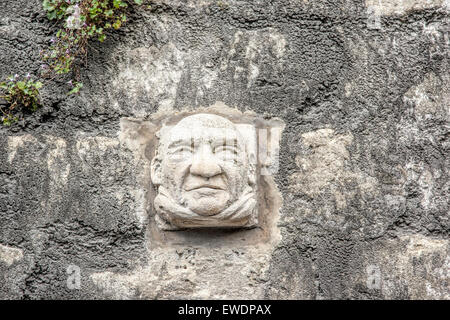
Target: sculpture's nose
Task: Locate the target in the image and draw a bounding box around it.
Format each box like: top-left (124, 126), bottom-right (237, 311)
top-left (190, 145), bottom-right (222, 178)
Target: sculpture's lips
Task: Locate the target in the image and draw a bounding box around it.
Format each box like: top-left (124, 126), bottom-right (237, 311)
top-left (184, 184), bottom-right (225, 191)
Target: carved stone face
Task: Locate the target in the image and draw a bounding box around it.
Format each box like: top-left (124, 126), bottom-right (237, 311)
top-left (151, 113), bottom-right (257, 229)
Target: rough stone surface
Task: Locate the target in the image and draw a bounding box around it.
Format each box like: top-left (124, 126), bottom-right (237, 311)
top-left (0, 243), bottom-right (23, 267)
top-left (366, 0), bottom-right (449, 16)
top-left (0, 0), bottom-right (448, 299)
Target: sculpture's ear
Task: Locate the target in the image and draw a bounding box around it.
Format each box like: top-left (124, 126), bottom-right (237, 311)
top-left (151, 126), bottom-right (171, 186)
top-left (247, 161), bottom-right (256, 186)
top-left (235, 123), bottom-right (257, 187)
top-left (150, 153), bottom-right (163, 186)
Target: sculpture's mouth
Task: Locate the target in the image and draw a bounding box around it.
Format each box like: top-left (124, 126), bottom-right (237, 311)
top-left (185, 184), bottom-right (225, 191)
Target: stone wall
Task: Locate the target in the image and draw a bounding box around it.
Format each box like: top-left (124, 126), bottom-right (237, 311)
top-left (0, 0), bottom-right (448, 299)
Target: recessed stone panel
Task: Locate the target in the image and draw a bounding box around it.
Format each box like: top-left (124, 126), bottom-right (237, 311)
top-left (119, 102), bottom-right (284, 247)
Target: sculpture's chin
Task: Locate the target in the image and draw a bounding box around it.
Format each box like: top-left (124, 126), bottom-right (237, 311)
top-left (191, 205), bottom-right (222, 216)
top-left (184, 189), bottom-right (230, 216)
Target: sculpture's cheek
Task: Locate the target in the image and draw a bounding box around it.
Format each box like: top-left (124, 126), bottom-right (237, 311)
top-left (162, 161), bottom-right (190, 187)
top-left (220, 164), bottom-right (248, 191)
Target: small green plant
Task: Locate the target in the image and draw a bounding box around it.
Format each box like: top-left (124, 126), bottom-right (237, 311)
top-left (1, 0), bottom-right (150, 126)
top-left (0, 75), bottom-right (43, 125)
top-left (41, 0), bottom-right (146, 93)
top-left (67, 80), bottom-right (83, 94)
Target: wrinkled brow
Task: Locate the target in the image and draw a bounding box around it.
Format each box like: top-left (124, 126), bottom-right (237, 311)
top-left (210, 137), bottom-right (239, 148)
top-left (167, 137), bottom-right (240, 149)
top-left (167, 138), bottom-right (194, 149)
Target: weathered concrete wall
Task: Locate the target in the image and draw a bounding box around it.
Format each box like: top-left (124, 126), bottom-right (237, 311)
top-left (0, 0), bottom-right (448, 299)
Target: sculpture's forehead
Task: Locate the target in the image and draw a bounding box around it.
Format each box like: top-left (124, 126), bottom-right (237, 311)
top-left (174, 113), bottom-right (235, 129)
top-left (167, 127), bottom-right (240, 144)
top-left (160, 114), bottom-right (244, 146)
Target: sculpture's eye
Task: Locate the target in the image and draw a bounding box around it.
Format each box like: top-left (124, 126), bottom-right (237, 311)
top-left (214, 145), bottom-right (236, 153)
top-left (214, 145), bottom-right (238, 160)
top-left (168, 144), bottom-right (195, 162)
top-left (172, 146), bottom-right (194, 155)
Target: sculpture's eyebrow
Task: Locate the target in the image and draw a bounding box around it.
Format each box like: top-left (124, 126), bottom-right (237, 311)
top-left (167, 138), bottom-right (194, 149)
top-left (167, 136), bottom-right (241, 151)
top-left (211, 137), bottom-right (240, 149)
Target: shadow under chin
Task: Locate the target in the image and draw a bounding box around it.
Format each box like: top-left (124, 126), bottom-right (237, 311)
top-left (152, 224), bottom-right (262, 248)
